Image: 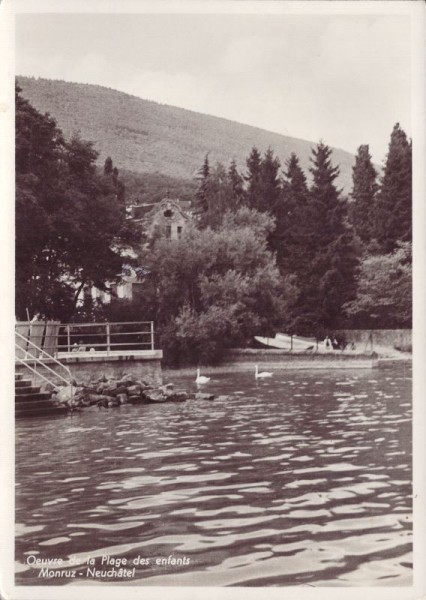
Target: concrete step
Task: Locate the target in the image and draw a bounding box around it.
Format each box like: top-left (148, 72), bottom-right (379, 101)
top-left (15, 383), bottom-right (70, 418)
top-left (15, 392), bottom-right (53, 403)
top-left (15, 379), bottom-right (35, 392)
top-left (15, 386), bottom-right (43, 397)
top-left (16, 405), bottom-right (69, 418)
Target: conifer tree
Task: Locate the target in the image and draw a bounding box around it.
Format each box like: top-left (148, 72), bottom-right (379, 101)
top-left (273, 153), bottom-right (313, 276)
top-left (298, 142), bottom-right (358, 333)
top-left (244, 147), bottom-right (262, 209)
top-left (194, 154), bottom-right (211, 224)
top-left (373, 123), bottom-right (412, 253)
top-left (228, 159), bottom-right (244, 210)
top-left (104, 156), bottom-right (113, 175)
top-left (350, 144), bottom-right (378, 244)
top-left (244, 147), bottom-right (281, 213)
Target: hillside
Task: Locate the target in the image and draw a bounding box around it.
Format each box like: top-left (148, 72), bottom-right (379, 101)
top-left (17, 76), bottom-right (356, 193)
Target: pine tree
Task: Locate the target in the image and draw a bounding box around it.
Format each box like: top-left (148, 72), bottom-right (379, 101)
top-left (299, 142), bottom-right (358, 333)
top-left (350, 145), bottom-right (378, 244)
top-left (104, 156), bottom-right (113, 175)
top-left (273, 153), bottom-right (313, 276)
top-left (244, 147), bottom-right (262, 209)
top-left (244, 147), bottom-right (281, 213)
top-left (194, 154), bottom-right (211, 225)
top-left (227, 159), bottom-right (244, 210)
top-left (373, 123), bottom-right (412, 253)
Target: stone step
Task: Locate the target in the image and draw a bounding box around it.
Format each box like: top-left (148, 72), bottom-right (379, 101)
top-left (15, 380), bottom-right (33, 389)
top-left (15, 392), bottom-right (53, 403)
top-left (15, 373), bottom-right (23, 381)
top-left (15, 386), bottom-right (42, 397)
top-left (16, 398), bottom-right (60, 410)
top-left (15, 405), bottom-right (69, 418)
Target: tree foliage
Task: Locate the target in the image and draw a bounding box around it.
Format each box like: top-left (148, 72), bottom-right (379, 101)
top-left (343, 242), bottom-right (412, 328)
top-left (349, 144), bottom-right (378, 244)
top-left (373, 123), bottom-right (412, 253)
top-left (111, 209), bottom-right (297, 365)
top-left (15, 85), bottom-right (138, 320)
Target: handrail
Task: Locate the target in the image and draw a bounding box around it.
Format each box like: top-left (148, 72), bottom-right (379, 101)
top-left (15, 330), bottom-right (73, 391)
top-left (57, 321), bottom-right (155, 353)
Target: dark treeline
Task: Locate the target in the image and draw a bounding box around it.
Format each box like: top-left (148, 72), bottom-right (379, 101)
top-left (191, 126), bottom-right (412, 336)
top-left (15, 84), bottom-right (140, 321)
top-left (15, 83), bottom-right (411, 365)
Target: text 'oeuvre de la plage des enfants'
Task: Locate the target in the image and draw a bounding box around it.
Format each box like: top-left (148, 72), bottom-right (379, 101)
top-left (26, 553), bottom-right (191, 579)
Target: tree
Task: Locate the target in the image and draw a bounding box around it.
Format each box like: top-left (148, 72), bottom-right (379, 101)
top-left (15, 85), bottom-right (138, 320)
top-left (135, 208), bottom-right (297, 364)
top-left (373, 123), bottom-right (412, 253)
top-left (343, 242), bottom-right (412, 328)
top-left (271, 153), bottom-right (313, 276)
top-left (104, 156), bottom-right (113, 175)
top-left (244, 147), bottom-right (281, 214)
top-left (227, 158), bottom-right (244, 210)
top-left (291, 142), bottom-right (358, 334)
top-left (193, 153), bottom-right (211, 224)
top-left (349, 144), bottom-right (378, 244)
top-left (244, 146), bottom-right (262, 209)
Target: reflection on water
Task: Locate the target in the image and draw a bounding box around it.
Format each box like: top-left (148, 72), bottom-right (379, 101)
top-left (15, 367), bottom-right (412, 586)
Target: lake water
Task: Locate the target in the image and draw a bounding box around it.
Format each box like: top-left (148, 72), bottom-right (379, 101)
top-left (15, 366), bottom-right (412, 587)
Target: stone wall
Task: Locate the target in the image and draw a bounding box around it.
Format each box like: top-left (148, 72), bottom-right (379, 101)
top-left (16, 351), bottom-right (163, 388)
top-left (334, 329), bottom-right (412, 350)
top-left (223, 350), bottom-right (377, 370)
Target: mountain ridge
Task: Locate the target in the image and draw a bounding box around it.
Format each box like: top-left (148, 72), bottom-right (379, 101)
top-left (17, 76), bottom-right (356, 193)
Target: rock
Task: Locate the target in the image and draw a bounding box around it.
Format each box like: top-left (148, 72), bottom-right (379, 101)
top-left (107, 385), bottom-right (128, 397)
top-left (128, 394), bottom-right (144, 404)
top-left (195, 392), bottom-right (215, 401)
top-left (216, 395), bottom-right (231, 402)
top-left (144, 389), bottom-right (167, 403)
top-left (56, 385), bottom-right (77, 404)
top-left (169, 391), bottom-right (188, 402)
top-left (85, 393), bottom-right (114, 406)
top-left (127, 384), bottom-right (142, 396)
top-left (116, 393), bottom-right (128, 405)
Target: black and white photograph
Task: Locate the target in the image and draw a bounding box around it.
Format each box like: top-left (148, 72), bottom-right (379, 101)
top-left (0, 0), bottom-right (425, 597)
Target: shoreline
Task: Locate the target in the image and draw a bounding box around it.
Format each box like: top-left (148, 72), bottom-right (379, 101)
top-left (162, 351), bottom-right (412, 377)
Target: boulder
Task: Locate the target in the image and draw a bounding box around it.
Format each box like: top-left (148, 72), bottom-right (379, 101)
top-left (56, 385), bottom-right (77, 404)
top-left (116, 393), bottom-right (128, 405)
top-left (195, 392), bottom-right (215, 401)
top-left (144, 389), bottom-right (167, 403)
top-left (169, 391), bottom-right (188, 402)
top-left (127, 384), bottom-right (142, 396)
top-left (128, 394), bottom-right (144, 404)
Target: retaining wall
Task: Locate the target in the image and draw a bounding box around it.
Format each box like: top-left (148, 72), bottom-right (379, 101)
top-left (334, 329), bottom-right (412, 350)
top-left (16, 351), bottom-right (163, 387)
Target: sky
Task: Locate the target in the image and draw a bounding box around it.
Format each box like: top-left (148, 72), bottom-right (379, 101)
top-left (15, 11), bottom-right (412, 163)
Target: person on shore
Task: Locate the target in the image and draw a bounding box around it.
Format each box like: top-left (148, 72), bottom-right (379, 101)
top-left (324, 336), bottom-right (332, 351)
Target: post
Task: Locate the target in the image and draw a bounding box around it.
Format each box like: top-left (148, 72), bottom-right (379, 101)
top-left (106, 323), bottom-right (111, 356)
top-left (150, 321), bottom-right (154, 350)
top-left (66, 325), bottom-right (71, 353)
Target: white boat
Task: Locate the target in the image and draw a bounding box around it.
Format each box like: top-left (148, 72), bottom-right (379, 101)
top-left (254, 334), bottom-right (317, 351)
top-left (275, 333), bottom-right (317, 350)
top-left (254, 336), bottom-right (291, 349)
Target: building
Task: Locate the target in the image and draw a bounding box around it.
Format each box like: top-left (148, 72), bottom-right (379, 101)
top-left (129, 198), bottom-right (192, 240)
top-left (89, 198), bottom-right (193, 302)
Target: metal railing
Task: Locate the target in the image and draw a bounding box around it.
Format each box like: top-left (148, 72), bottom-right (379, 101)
top-left (57, 321), bottom-right (155, 355)
top-left (15, 330), bottom-right (74, 392)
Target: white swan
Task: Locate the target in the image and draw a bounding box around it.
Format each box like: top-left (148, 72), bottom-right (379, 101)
top-left (255, 364), bottom-right (273, 379)
top-left (196, 368), bottom-right (210, 384)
